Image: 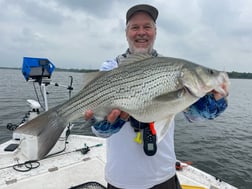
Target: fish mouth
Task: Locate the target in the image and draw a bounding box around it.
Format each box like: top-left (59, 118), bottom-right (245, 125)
top-left (183, 72), bottom-right (230, 98)
top-left (184, 84), bottom-right (227, 99)
top-left (212, 85), bottom-right (228, 96)
top-left (213, 72), bottom-right (230, 96)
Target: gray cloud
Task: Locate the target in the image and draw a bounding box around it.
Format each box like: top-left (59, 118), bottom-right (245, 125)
top-left (53, 0), bottom-right (119, 19)
top-left (3, 0), bottom-right (65, 25)
top-left (0, 0), bottom-right (251, 72)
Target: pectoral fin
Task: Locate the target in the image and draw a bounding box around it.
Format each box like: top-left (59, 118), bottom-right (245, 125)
top-left (154, 88), bottom-right (186, 102)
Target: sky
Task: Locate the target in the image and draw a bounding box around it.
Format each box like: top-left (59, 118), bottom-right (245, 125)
top-left (0, 0), bottom-right (251, 72)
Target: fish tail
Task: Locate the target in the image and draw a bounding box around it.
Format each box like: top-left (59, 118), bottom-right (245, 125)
top-left (14, 106), bottom-right (67, 160)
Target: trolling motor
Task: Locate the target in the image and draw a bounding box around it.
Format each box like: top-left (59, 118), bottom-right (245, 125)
top-left (6, 99), bottom-right (41, 131)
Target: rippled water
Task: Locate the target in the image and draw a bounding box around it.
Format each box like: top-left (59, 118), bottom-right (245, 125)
top-left (0, 69), bottom-right (251, 188)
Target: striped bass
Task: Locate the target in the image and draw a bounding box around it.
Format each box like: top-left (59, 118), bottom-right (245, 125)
top-left (15, 54), bottom-right (230, 160)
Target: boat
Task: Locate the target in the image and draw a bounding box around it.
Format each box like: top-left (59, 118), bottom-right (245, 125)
top-left (0, 57), bottom-right (237, 189)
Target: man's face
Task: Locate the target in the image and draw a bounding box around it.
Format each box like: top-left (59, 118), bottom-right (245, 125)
top-left (126, 12), bottom-right (156, 54)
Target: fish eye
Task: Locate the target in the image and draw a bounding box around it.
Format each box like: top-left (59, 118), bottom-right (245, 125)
top-left (208, 69), bottom-right (214, 75)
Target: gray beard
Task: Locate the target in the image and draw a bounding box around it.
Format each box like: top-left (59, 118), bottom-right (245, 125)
top-left (127, 39), bottom-right (155, 54)
top-left (130, 48), bottom-right (152, 54)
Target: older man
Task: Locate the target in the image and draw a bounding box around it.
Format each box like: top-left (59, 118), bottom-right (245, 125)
top-left (85, 4), bottom-right (228, 189)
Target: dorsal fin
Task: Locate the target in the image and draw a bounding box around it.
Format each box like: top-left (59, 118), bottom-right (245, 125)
top-left (120, 54), bottom-right (153, 65)
top-left (82, 71), bottom-right (107, 87)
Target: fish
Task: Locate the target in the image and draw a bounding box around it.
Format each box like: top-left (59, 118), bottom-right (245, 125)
top-left (15, 54), bottom-right (230, 160)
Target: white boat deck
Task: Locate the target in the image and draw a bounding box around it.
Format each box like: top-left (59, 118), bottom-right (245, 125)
top-left (0, 135), bottom-right (106, 189)
top-left (0, 134), bottom-right (237, 189)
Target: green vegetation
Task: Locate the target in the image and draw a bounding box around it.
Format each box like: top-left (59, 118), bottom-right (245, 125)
top-left (0, 67), bottom-right (20, 70)
top-left (228, 71), bottom-right (252, 79)
top-left (57, 69), bottom-right (252, 79)
top-left (0, 67), bottom-right (98, 73)
top-left (55, 68), bottom-right (99, 73)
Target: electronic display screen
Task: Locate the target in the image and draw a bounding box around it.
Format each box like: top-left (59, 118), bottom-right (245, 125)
top-left (148, 143), bottom-right (154, 150)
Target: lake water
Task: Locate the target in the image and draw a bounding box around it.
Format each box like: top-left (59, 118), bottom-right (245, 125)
top-left (0, 69), bottom-right (251, 189)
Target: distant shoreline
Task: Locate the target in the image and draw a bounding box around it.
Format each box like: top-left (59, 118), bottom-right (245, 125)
top-left (0, 67), bottom-right (251, 79)
top-left (0, 67), bottom-right (98, 73)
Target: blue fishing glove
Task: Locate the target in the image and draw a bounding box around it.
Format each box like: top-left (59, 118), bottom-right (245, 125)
top-left (183, 94), bottom-right (228, 122)
top-left (91, 117), bottom-right (126, 138)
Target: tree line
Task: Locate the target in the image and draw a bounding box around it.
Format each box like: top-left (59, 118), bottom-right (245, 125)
top-left (228, 71), bottom-right (252, 79)
top-left (1, 67), bottom-right (252, 79)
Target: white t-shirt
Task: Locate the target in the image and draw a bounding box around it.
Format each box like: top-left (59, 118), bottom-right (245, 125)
top-left (105, 120), bottom-right (176, 189)
top-left (99, 57), bottom-right (177, 188)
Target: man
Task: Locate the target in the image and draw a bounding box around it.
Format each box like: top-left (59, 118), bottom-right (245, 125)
top-left (85, 4), bottom-right (228, 189)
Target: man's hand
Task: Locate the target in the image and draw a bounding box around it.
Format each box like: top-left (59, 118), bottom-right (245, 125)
top-left (84, 109), bottom-right (129, 123)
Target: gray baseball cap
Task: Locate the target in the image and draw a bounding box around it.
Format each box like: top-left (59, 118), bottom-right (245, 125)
top-left (126, 4), bottom-right (158, 24)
